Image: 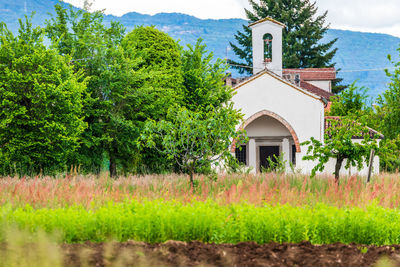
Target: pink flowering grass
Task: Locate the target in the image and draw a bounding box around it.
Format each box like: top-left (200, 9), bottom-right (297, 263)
top-left (0, 172), bottom-right (400, 208)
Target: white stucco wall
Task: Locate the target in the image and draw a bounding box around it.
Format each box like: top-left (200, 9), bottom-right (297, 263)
top-left (232, 72), bottom-right (325, 174)
top-left (307, 80), bottom-right (331, 92)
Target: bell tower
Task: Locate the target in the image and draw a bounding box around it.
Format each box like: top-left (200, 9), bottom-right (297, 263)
top-left (249, 18), bottom-right (285, 76)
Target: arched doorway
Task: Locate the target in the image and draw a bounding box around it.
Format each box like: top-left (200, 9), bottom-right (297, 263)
top-left (234, 110), bottom-right (301, 173)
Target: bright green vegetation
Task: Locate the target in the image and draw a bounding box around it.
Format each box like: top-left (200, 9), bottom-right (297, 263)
top-left (2, 200), bottom-right (400, 245)
top-left (0, 4), bottom-right (243, 178)
top-left (0, 17), bottom-right (87, 175)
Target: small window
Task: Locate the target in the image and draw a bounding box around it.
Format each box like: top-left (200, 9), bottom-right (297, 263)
top-left (291, 145), bottom-right (296, 165)
top-left (235, 145), bottom-right (247, 165)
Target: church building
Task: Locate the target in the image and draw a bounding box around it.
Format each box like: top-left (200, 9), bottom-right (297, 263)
top-left (230, 18), bottom-right (381, 175)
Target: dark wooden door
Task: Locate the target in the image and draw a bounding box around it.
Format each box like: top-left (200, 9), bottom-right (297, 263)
top-left (259, 146), bottom-right (280, 172)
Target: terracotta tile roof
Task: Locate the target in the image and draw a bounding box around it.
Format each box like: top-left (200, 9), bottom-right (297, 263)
top-left (283, 68), bottom-right (336, 81)
top-left (248, 17), bottom-right (286, 28)
top-left (231, 69), bottom-right (325, 104)
top-left (300, 81), bottom-right (334, 100)
top-left (230, 69), bottom-right (333, 102)
top-left (324, 116), bottom-right (384, 139)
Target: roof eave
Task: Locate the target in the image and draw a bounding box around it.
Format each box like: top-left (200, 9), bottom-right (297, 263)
top-left (248, 17), bottom-right (286, 28)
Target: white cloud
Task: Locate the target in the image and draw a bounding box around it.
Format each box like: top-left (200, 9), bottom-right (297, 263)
top-left (316, 0), bottom-right (400, 37)
top-left (64, 0), bottom-right (400, 37)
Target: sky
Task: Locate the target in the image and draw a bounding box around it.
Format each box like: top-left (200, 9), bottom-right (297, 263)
top-left (64, 0), bottom-right (400, 37)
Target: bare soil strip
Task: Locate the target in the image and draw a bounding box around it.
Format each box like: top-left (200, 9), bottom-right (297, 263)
top-left (60, 241), bottom-right (400, 266)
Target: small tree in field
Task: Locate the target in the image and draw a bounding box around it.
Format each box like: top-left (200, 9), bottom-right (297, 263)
top-left (141, 106), bottom-right (245, 187)
top-left (302, 117), bottom-right (380, 182)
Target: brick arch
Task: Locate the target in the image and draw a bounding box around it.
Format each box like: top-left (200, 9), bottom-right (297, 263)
top-left (232, 110), bottom-right (301, 153)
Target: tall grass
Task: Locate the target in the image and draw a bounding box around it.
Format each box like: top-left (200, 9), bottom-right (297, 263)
top-left (1, 173), bottom-right (400, 208)
top-left (1, 200), bottom-right (400, 245)
top-left (2, 173), bottom-right (400, 245)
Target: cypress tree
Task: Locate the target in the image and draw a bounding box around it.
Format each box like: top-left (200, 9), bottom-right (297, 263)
top-left (229, 0), bottom-right (343, 92)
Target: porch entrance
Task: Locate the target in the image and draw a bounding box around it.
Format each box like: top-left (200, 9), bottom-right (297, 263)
top-left (259, 146), bottom-right (280, 172)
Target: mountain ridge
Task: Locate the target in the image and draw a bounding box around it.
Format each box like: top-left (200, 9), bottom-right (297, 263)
top-left (114, 10), bottom-right (400, 39)
top-left (1, 0), bottom-right (399, 98)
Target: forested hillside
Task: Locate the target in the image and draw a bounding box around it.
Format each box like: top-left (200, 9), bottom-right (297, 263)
top-left (1, 0), bottom-right (399, 97)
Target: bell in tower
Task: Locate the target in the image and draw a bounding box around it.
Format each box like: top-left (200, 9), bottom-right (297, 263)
top-left (263, 33), bottom-right (273, 63)
top-left (249, 18), bottom-right (285, 76)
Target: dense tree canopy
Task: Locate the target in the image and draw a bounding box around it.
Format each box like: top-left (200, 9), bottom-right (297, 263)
top-left (119, 26), bottom-right (185, 175)
top-left (47, 4), bottom-right (189, 176)
top-left (375, 55), bottom-right (400, 140)
top-left (0, 17), bottom-right (87, 175)
top-left (121, 26), bottom-right (184, 120)
top-left (121, 26), bottom-right (184, 90)
top-left (140, 38), bottom-right (245, 180)
top-left (46, 4), bottom-right (127, 174)
top-left (366, 53), bottom-right (400, 171)
top-left (44, 3), bottom-right (243, 176)
top-left (181, 39), bottom-right (232, 113)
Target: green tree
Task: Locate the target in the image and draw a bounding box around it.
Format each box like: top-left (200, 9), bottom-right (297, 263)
top-left (121, 26), bottom-right (184, 94)
top-left (46, 3), bottom-right (126, 174)
top-left (375, 54), bottom-right (400, 140)
top-left (328, 81), bottom-right (371, 116)
top-left (141, 40), bottom-right (247, 182)
top-left (121, 26), bottom-right (185, 174)
top-left (368, 52), bottom-right (400, 171)
top-left (229, 0), bottom-right (342, 91)
top-left (302, 117), bottom-right (380, 182)
top-left (141, 106), bottom-right (244, 186)
top-left (47, 4), bottom-right (186, 176)
top-left (181, 39), bottom-right (232, 113)
top-left (0, 17), bottom-right (87, 175)
top-left (94, 45), bottom-right (151, 177)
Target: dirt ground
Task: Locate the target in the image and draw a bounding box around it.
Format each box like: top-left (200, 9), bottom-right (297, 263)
top-left (60, 241), bottom-right (400, 267)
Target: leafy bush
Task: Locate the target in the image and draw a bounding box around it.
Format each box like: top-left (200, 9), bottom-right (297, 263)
top-left (0, 18), bottom-right (87, 176)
